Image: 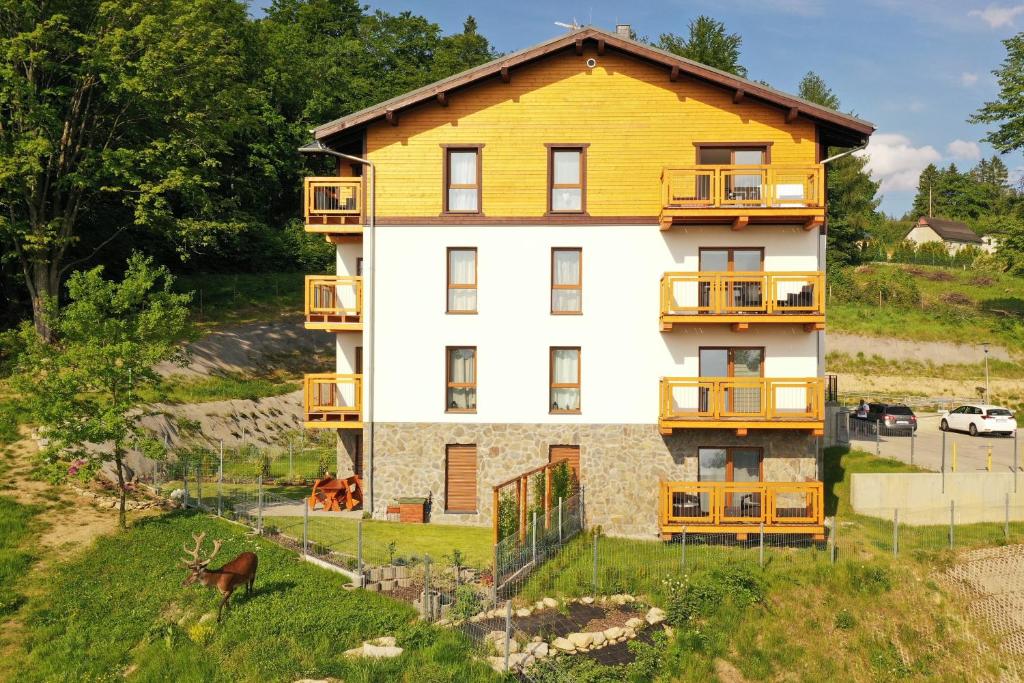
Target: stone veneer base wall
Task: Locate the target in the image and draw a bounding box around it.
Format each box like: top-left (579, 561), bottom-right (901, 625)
top-left (355, 423), bottom-right (818, 538)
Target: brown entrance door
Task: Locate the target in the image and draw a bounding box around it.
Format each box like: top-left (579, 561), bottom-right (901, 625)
top-left (549, 445), bottom-right (580, 483)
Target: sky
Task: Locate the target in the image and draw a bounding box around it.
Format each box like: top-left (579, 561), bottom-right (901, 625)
top-left (253, 0), bottom-right (1024, 217)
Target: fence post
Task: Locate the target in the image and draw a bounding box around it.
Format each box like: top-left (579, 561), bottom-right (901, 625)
top-left (196, 462), bottom-right (202, 509)
top-left (987, 445), bottom-right (992, 472)
top-left (1015, 429), bottom-right (1019, 493)
top-left (218, 440), bottom-right (224, 517)
top-left (875, 424), bottom-right (880, 455)
top-left (941, 429), bottom-right (947, 493)
top-left (558, 497), bottom-right (563, 544)
top-left (949, 500), bottom-right (955, 549)
top-left (424, 556), bottom-right (432, 621)
top-left (892, 508), bottom-right (898, 556)
top-left (952, 441), bottom-right (958, 472)
top-left (491, 544), bottom-right (499, 607)
top-left (592, 532), bottom-right (598, 596)
top-left (183, 469), bottom-right (189, 508)
top-left (504, 599), bottom-right (512, 673)
top-left (910, 427), bottom-right (915, 466)
top-left (1006, 492), bottom-right (1011, 543)
top-left (257, 475), bottom-right (263, 534)
top-left (357, 519), bottom-right (364, 586)
top-left (531, 512), bottom-right (537, 565)
top-left (830, 516), bottom-right (837, 564)
top-left (303, 499), bottom-right (309, 556)
top-left (759, 522), bottom-right (765, 567)
top-left (681, 526), bottom-right (687, 570)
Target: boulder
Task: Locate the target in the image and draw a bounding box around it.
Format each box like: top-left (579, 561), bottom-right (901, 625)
top-left (515, 607), bottom-right (532, 618)
top-left (371, 636), bottom-right (396, 647)
top-left (623, 627), bottom-right (636, 639)
top-left (567, 632), bottom-right (593, 649)
top-left (361, 643), bottom-right (403, 658)
top-left (580, 596), bottom-right (595, 605)
top-left (603, 626), bottom-right (624, 641)
top-left (542, 597), bottom-right (558, 608)
top-left (487, 656), bottom-right (505, 673)
top-left (591, 631), bottom-right (606, 647)
top-left (526, 642), bottom-right (549, 658)
top-left (645, 607), bottom-right (667, 625)
top-left (625, 617), bottom-right (644, 630)
top-left (552, 637), bottom-right (576, 653)
top-left (532, 635), bottom-right (543, 643)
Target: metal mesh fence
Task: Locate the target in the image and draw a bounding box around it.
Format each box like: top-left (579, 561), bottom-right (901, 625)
top-left (494, 492), bottom-right (584, 599)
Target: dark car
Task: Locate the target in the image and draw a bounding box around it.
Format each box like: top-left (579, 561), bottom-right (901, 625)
top-left (853, 402), bottom-right (918, 433)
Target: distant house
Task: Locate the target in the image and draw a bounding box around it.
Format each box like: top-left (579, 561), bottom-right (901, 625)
top-left (905, 217), bottom-right (983, 254)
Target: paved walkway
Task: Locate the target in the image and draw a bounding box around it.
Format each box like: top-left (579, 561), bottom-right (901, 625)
top-left (849, 412), bottom-right (1021, 473)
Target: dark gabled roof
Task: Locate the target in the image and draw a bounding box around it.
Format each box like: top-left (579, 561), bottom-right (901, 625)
top-left (313, 26), bottom-right (875, 145)
top-left (915, 217), bottom-right (983, 244)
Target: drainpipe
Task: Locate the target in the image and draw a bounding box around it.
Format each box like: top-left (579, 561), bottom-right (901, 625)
top-left (299, 139), bottom-right (377, 516)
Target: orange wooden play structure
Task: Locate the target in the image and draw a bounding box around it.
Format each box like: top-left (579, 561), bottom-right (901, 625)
top-left (308, 474), bottom-right (363, 512)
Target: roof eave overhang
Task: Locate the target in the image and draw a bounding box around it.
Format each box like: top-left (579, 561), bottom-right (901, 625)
top-left (313, 28), bottom-right (875, 144)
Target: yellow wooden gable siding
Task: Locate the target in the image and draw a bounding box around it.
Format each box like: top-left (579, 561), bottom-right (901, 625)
top-left (365, 47), bottom-right (818, 219)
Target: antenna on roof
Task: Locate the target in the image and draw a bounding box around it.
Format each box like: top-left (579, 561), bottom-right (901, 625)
top-left (555, 18), bottom-right (580, 31)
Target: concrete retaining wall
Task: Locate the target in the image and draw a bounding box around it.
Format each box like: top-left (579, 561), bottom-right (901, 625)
top-left (851, 472), bottom-right (1024, 525)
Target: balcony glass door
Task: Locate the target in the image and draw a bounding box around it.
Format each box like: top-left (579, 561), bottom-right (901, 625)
top-left (697, 447), bottom-right (763, 517)
top-left (698, 146), bottom-right (766, 206)
top-left (699, 347), bottom-right (764, 415)
top-left (699, 249), bottom-right (763, 313)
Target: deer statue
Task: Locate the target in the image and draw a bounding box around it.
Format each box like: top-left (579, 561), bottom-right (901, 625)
top-left (180, 532), bottom-right (258, 621)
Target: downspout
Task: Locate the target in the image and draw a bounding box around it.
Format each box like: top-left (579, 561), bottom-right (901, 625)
top-left (299, 139), bottom-right (377, 516)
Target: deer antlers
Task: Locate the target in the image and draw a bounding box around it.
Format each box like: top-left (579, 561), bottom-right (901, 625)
top-left (180, 532), bottom-right (223, 568)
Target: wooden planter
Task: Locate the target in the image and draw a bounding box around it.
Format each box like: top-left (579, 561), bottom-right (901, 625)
top-left (398, 497), bottom-right (426, 523)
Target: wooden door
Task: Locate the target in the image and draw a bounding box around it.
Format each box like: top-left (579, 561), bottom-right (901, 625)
top-left (549, 445), bottom-right (581, 481)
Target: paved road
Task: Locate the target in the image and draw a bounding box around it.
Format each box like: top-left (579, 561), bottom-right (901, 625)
top-left (848, 412), bottom-right (1022, 474)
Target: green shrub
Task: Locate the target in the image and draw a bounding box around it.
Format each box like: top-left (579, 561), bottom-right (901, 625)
top-left (497, 490), bottom-right (518, 542)
top-left (834, 609), bottom-right (857, 630)
top-left (665, 563), bottom-right (765, 625)
top-left (825, 265), bottom-right (858, 303)
top-left (858, 268), bottom-right (921, 307)
top-left (448, 584), bottom-right (483, 622)
top-left (844, 563), bottom-right (892, 594)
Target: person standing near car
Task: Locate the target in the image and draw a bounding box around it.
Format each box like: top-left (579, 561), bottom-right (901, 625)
top-left (856, 399), bottom-right (868, 419)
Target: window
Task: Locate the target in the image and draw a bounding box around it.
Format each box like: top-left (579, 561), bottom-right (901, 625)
top-left (696, 145), bottom-right (769, 204)
top-left (548, 146), bottom-right (586, 213)
top-left (550, 347), bottom-right (580, 413)
top-left (551, 248), bottom-right (582, 314)
top-left (446, 347), bottom-right (476, 412)
top-left (444, 147), bottom-right (481, 213)
top-left (447, 247), bottom-right (477, 313)
top-left (445, 445), bottom-right (478, 513)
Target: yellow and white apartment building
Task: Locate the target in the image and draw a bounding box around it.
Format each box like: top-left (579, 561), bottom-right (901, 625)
top-left (298, 26), bottom-right (873, 538)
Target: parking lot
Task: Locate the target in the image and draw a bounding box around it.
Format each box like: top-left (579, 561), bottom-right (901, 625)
top-left (847, 412), bottom-right (1021, 474)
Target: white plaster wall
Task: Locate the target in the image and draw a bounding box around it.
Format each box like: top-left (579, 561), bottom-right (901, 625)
top-left (368, 223), bottom-right (821, 424)
top-left (906, 225), bottom-right (942, 246)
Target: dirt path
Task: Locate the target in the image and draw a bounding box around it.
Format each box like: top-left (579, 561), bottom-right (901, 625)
top-left (827, 333), bottom-right (1014, 364)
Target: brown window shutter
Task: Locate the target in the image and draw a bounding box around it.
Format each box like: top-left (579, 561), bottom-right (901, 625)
top-left (549, 445), bottom-right (580, 480)
top-left (445, 445), bottom-right (478, 512)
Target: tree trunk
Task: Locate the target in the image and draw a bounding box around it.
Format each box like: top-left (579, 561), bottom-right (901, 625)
top-left (28, 260), bottom-right (60, 341)
top-left (114, 450), bottom-right (127, 531)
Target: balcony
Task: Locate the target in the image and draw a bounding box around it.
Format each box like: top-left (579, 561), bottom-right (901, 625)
top-left (659, 377), bottom-right (824, 436)
top-left (304, 177), bottom-right (363, 237)
top-left (303, 373), bottom-right (363, 429)
top-left (659, 164), bottom-right (825, 230)
top-left (658, 481), bottom-right (824, 540)
top-left (660, 272), bottom-right (825, 331)
top-left (304, 276), bottom-right (363, 331)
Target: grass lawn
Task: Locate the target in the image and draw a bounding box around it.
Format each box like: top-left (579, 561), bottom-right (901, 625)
top-left (829, 262), bottom-right (1024, 352)
top-left (174, 272), bottom-right (304, 328)
top-left (4, 511), bottom-right (497, 682)
top-left (266, 515), bottom-right (494, 569)
top-left (138, 371), bottom-right (300, 405)
top-left (0, 496), bottom-right (42, 617)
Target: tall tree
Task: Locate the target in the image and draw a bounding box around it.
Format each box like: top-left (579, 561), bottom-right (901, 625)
top-left (13, 254), bottom-right (190, 529)
top-left (0, 0), bottom-right (256, 338)
top-left (798, 72), bottom-right (881, 266)
top-left (656, 16), bottom-right (747, 77)
top-left (970, 33), bottom-right (1024, 152)
top-left (911, 163), bottom-right (942, 218)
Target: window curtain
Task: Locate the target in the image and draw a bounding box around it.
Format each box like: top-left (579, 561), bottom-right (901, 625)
top-left (551, 150), bottom-right (581, 211)
top-left (448, 249), bottom-right (477, 311)
top-left (448, 151), bottom-right (478, 211)
top-left (551, 349), bottom-right (580, 411)
top-left (552, 250), bottom-right (581, 312)
top-left (448, 348), bottom-right (476, 409)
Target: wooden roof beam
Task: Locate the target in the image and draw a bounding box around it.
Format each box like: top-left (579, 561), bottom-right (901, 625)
top-left (385, 110), bottom-right (398, 126)
top-left (731, 216), bottom-right (749, 231)
top-left (436, 91), bottom-right (448, 107)
top-left (733, 89), bottom-right (745, 104)
top-left (804, 217), bottom-right (824, 231)
top-left (500, 66), bottom-right (510, 83)
top-left (670, 65), bottom-right (680, 82)
top-left (785, 107), bottom-right (799, 123)
top-left (597, 38), bottom-right (605, 55)
top-left (575, 38), bottom-right (584, 55)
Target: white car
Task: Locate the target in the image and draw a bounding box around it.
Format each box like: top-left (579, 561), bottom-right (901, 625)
top-left (940, 404), bottom-right (1017, 437)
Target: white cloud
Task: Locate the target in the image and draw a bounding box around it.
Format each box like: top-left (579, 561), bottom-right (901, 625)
top-left (960, 72), bottom-right (979, 86)
top-left (969, 4), bottom-right (1024, 28)
top-left (947, 139), bottom-right (982, 160)
top-left (859, 133), bottom-right (941, 192)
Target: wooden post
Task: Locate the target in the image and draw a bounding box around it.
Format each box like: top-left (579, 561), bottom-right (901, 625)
top-left (544, 465), bottom-right (552, 530)
top-left (492, 487), bottom-right (500, 545)
top-left (519, 476), bottom-right (528, 543)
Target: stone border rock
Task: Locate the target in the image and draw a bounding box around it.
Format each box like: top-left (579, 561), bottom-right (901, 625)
top-left (343, 636), bottom-right (403, 659)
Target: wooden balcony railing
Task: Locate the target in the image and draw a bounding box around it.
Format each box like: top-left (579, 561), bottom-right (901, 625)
top-left (304, 276), bottom-right (363, 331)
top-left (303, 373), bottom-right (363, 429)
top-left (660, 271), bottom-right (825, 330)
top-left (659, 377), bottom-right (824, 434)
top-left (304, 177), bottom-right (363, 233)
top-left (660, 164), bottom-right (825, 229)
top-left (658, 480), bottom-right (824, 539)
